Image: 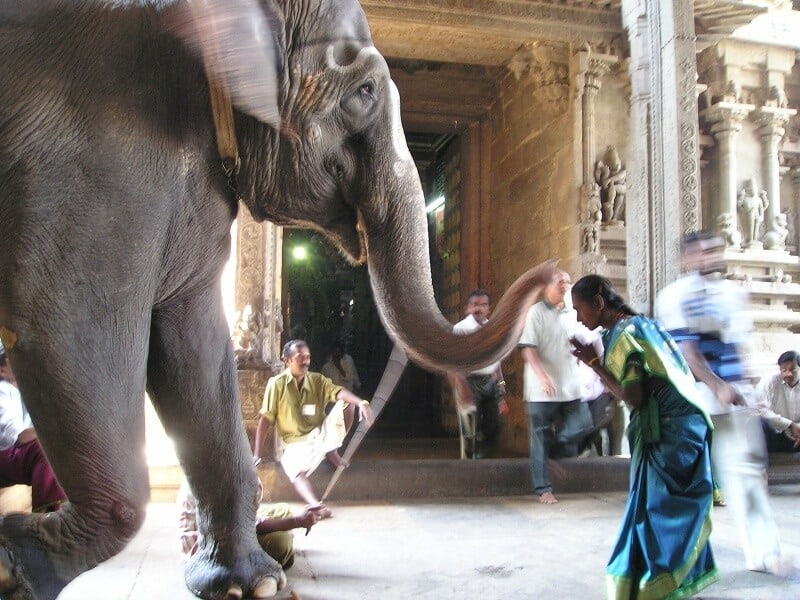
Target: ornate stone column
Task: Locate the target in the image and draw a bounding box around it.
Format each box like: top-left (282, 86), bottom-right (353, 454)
top-left (702, 102), bottom-right (754, 246)
top-left (621, 0), bottom-right (702, 312)
top-left (755, 106), bottom-right (796, 249)
top-left (234, 205), bottom-right (283, 447)
top-left (576, 47), bottom-right (615, 262)
top-left (235, 205), bottom-right (284, 368)
top-left (791, 166), bottom-right (800, 253)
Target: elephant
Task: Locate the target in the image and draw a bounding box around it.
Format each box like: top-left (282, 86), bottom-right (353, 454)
top-left (0, 1), bottom-right (552, 598)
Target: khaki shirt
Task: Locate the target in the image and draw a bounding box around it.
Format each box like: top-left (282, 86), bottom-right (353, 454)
top-left (260, 370), bottom-right (342, 443)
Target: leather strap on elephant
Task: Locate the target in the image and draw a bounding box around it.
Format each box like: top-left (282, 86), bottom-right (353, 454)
top-left (207, 81), bottom-right (241, 192)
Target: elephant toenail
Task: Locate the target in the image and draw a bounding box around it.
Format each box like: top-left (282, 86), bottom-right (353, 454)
top-left (224, 583), bottom-right (243, 599)
top-left (253, 576), bottom-right (278, 598)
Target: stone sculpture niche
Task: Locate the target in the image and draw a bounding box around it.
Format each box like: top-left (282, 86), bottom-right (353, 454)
top-left (737, 177), bottom-right (768, 249)
top-left (594, 146), bottom-right (627, 224)
top-left (231, 304), bottom-right (270, 370)
top-left (716, 212), bottom-right (742, 249)
top-left (764, 213), bottom-right (789, 251)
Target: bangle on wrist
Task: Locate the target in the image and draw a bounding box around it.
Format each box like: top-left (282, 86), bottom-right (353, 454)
top-left (497, 380), bottom-right (506, 386)
top-left (360, 399), bottom-right (370, 408)
top-left (588, 356), bottom-right (600, 367)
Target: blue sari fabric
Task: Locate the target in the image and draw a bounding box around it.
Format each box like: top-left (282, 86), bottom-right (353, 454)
top-left (603, 316), bottom-right (718, 599)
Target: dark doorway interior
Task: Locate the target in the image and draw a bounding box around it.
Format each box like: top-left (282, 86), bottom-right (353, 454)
top-left (282, 131), bottom-right (459, 439)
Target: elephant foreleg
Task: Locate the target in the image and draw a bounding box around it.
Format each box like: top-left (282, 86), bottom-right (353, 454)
top-left (0, 315), bottom-right (152, 599)
top-left (147, 292), bottom-right (283, 599)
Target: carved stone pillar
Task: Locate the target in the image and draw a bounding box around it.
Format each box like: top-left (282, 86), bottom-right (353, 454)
top-left (702, 102), bottom-right (754, 245)
top-left (234, 205), bottom-right (283, 446)
top-left (792, 167), bottom-right (800, 254)
top-left (576, 48), bottom-right (614, 260)
top-left (621, 0), bottom-right (701, 312)
top-left (755, 106), bottom-right (797, 249)
top-left (235, 204), bottom-right (284, 368)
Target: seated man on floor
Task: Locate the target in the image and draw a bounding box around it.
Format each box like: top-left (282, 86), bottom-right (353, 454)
top-left (0, 343), bottom-right (67, 512)
top-left (252, 339), bottom-right (373, 517)
top-left (756, 350), bottom-right (800, 452)
top-left (177, 477), bottom-right (322, 569)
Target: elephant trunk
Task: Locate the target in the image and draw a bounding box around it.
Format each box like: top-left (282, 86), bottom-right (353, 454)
top-left (361, 86), bottom-right (554, 374)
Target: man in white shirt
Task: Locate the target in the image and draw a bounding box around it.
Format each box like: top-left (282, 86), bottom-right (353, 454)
top-left (756, 350), bottom-right (800, 452)
top-left (656, 231), bottom-right (786, 575)
top-left (518, 270), bottom-right (592, 504)
top-left (453, 290), bottom-right (506, 459)
top-left (320, 341), bottom-right (361, 392)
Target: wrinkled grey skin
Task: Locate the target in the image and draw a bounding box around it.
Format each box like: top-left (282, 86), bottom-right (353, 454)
top-left (0, 1), bottom-right (551, 598)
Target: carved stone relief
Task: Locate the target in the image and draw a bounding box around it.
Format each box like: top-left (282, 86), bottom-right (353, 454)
top-left (737, 177), bottom-right (769, 249)
top-left (234, 204), bottom-right (284, 371)
top-left (594, 146), bottom-right (626, 224)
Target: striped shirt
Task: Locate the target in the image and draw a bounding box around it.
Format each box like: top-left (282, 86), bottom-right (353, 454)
top-left (656, 272), bottom-right (751, 382)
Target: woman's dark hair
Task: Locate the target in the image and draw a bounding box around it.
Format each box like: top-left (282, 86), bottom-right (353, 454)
top-left (571, 274), bottom-right (637, 316)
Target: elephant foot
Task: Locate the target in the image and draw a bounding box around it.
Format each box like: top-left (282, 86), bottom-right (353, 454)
top-left (186, 549), bottom-right (286, 599)
top-left (0, 513), bottom-right (70, 600)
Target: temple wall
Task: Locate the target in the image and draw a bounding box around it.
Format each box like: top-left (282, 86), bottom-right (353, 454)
top-left (594, 84), bottom-right (630, 171)
top-left (485, 64), bottom-right (579, 455)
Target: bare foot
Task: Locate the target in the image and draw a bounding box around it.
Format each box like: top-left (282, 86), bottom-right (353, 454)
top-left (538, 492), bottom-right (558, 504)
top-left (325, 450), bottom-right (349, 469)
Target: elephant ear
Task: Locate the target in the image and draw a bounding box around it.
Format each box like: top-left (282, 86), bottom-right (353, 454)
top-left (165, 0), bottom-right (282, 129)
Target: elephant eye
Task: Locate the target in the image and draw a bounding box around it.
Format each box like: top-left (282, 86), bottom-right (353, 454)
top-left (359, 80), bottom-right (376, 101)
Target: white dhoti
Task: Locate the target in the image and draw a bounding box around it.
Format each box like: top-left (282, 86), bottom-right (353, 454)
top-left (698, 380), bottom-right (783, 571)
top-left (279, 401), bottom-right (347, 482)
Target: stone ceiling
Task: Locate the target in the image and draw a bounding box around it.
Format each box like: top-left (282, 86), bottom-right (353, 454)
top-left (362, 0), bottom-right (777, 134)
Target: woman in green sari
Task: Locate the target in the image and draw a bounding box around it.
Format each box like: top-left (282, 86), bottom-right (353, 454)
top-left (570, 275), bottom-right (718, 600)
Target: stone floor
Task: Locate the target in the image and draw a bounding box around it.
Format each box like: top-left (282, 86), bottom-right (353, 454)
top-left (59, 484), bottom-right (800, 599)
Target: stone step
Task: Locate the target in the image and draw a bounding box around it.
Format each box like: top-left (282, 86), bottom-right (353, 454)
top-left (149, 452), bottom-right (800, 503)
top-left (256, 456), bottom-right (633, 503)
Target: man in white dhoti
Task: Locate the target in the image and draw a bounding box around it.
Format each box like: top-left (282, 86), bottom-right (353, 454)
top-left (657, 231), bottom-right (788, 575)
top-left (253, 340), bottom-right (372, 517)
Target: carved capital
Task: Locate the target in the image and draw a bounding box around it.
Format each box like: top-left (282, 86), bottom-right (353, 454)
top-left (576, 46), bottom-right (617, 93)
top-left (702, 102), bottom-right (755, 138)
top-left (755, 106), bottom-right (797, 141)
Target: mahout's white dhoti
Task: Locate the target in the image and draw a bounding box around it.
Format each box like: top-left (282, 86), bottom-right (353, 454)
top-left (279, 401), bottom-right (346, 482)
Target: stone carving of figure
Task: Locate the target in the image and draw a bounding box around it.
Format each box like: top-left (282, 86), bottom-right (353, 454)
top-left (580, 184), bottom-right (602, 254)
top-left (737, 177), bottom-right (768, 249)
top-left (722, 79), bottom-right (740, 103)
top-left (766, 85), bottom-right (789, 109)
top-left (763, 213), bottom-right (789, 251)
top-left (582, 224), bottom-right (599, 255)
top-left (716, 212), bottom-right (742, 249)
top-left (586, 184), bottom-right (602, 223)
top-left (594, 146), bottom-right (627, 223)
top-left (231, 304), bottom-right (266, 368)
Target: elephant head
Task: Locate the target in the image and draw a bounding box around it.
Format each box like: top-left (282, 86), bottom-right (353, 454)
top-left (175, 0), bottom-right (551, 373)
